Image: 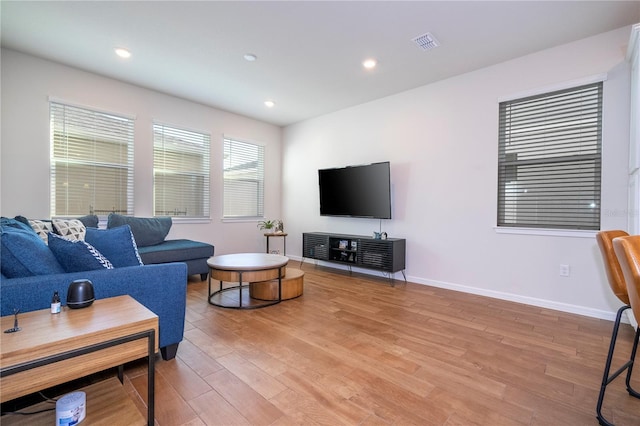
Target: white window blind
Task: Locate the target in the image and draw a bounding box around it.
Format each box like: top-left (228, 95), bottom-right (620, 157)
top-left (497, 82), bottom-right (603, 230)
top-left (153, 123), bottom-right (210, 218)
top-left (223, 137), bottom-right (265, 218)
top-left (50, 102), bottom-right (134, 216)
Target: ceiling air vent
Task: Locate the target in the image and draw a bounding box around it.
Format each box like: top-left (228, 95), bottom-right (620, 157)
top-left (412, 32), bottom-right (440, 51)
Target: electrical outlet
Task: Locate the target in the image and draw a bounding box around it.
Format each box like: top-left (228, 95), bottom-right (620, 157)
top-left (559, 264), bottom-right (570, 277)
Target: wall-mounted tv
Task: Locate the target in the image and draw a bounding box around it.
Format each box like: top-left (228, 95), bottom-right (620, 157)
top-left (318, 161), bottom-right (392, 219)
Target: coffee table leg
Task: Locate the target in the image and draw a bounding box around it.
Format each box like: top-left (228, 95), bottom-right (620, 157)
top-left (239, 272), bottom-right (243, 308)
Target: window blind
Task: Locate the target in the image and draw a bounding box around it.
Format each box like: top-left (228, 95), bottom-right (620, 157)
top-left (50, 102), bottom-right (134, 216)
top-left (223, 138), bottom-right (265, 218)
top-left (153, 123), bottom-right (210, 218)
top-left (497, 82), bottom-right (603, 230)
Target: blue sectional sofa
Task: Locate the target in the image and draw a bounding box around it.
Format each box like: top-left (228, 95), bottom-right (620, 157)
top-left (0, 217), bottom-right (191, 360)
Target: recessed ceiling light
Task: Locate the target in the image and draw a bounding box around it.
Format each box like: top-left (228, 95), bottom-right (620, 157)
top-left (244, 53), bottom-right (257, 62)
top-left (363, 59), bottom-right (377, 69)
top-left (264, 100), bottom-right (275, 108)
top-left (114, 47), bottom-right (131, 59)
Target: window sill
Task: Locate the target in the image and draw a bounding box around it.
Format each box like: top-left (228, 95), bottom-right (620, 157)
top-left (221, 218), bottom-right (263, 224)
top-left (494, 226), bottom-right (596, 238)
top-left (169, 217), bottom-right (211, 224)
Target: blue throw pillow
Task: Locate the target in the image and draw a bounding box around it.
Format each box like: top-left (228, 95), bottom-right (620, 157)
top-left (85, 225), bottom-right (143, 268)
top-left (107, 213), bottom-right (171, 247)
top-left (2, 217), bottom-right (36, 233)
top-left (48, 233), bottom-right (114, 272)
top-left (0, 219), bottom-right (65, 277)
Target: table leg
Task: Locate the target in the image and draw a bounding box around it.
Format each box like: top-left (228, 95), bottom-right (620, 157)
top-left (279, 266), bottom-right (283, 301)
top-left (147, 330), bottom-right (155, 426)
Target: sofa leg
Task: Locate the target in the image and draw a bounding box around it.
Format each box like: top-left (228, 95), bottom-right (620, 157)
top-left (200, 272), bottom-right (208, 281)
top-left (160, 343), bottom-right (179, 360)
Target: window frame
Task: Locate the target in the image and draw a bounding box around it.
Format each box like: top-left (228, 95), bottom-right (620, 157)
top-left (496, 79), bottom-right (604, 232)
top-left (49, 100), bottom-right (135, 217)
top-left (152, 122), bottom-right (211, 219)
top-left (222, 137), bottom-right (266, 220)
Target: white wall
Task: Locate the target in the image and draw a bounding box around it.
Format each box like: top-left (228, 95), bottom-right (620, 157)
top-left (282, 26), bottom-right (633, 320)
top-left (0, 49), bottom-right (282, 254)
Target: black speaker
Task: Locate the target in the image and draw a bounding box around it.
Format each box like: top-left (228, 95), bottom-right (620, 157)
top-left (67, 279), bottom-right (95, 309)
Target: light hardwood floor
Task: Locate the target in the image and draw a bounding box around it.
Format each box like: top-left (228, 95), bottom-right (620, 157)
top-left (123, 264), bottom-right (640, 425)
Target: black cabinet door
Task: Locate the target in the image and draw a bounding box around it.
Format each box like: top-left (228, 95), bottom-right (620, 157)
top-left (302, 233), bottom-right (329, 260)
top-left (358, 239), bottom-right (405, 272)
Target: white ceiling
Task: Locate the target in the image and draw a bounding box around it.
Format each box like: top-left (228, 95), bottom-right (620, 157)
top-left (2, 1), bottom-right (639, 127)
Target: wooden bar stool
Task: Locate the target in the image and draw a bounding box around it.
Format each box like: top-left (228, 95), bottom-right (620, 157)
top-left (601, 234), bottom-right (640, 426)
top-left (595, 231), bottom-right (640, 425)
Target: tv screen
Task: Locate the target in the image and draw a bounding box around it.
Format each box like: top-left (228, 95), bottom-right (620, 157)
top-left (318, 162), bottom-right (392, 219)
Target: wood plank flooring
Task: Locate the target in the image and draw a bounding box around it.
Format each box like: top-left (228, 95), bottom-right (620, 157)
top-left (123, 263), bottom-right (640, 425)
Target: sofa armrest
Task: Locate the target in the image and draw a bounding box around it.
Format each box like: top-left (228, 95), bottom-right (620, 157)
top-left (0, 263), bottom-right (187, 350)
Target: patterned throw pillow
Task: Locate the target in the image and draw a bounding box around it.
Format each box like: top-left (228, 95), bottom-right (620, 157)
top-left (52, 219), bottom-right (86, 241)
top-left (28, 219), bottom-right (54, 244)
top-left (48, 233), bottom-right (113, 272)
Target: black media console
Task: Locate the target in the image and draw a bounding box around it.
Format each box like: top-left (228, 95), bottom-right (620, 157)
top-left (302, 232), bottom-right (406, 282)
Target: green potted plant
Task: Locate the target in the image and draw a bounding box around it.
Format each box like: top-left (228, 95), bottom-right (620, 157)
top-left (257, 219), bottom-right (276, 231)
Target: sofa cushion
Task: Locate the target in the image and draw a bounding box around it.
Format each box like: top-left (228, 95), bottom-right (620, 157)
top-left (137, 239), bottom-right (214, 264)
top-left (48, 233), bottom-right (113, 272)
top-left (77, 214), bottom-right (99, 228)
top-left (52, 218), bottom-right (86, 240)
top-left (107, 214), bottom-right (172, 247)
top-left (0, 219), bottom-right (65, 277)
top-left (85, 225), bottom-right (143, 268)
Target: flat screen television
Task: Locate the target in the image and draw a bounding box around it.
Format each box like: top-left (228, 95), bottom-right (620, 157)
top-left (318, 161), bottom-right (392, 219)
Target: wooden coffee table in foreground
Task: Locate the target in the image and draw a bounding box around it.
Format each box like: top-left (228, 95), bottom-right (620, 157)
top-left (0, 295), bottom-right (157, 425)
top-left (207, 253), bottom-right (289, 309)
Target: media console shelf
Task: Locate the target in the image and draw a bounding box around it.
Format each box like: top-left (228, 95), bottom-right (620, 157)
top-left (302, 232), bottom-right (406, 283)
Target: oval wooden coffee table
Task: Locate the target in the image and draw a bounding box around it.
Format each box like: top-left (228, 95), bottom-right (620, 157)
top-left (207, 253), bottom-right (289, 309)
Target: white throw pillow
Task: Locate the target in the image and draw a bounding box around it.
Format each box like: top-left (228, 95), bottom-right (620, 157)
top-left (28, 219), bottom-right (54, 244)
top-left (52, 219), bottom-right (86, 241)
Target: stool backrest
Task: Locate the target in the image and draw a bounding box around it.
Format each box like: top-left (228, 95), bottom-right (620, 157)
top-left (612, 235), bottom-right (640, 325)
top-left (597, 230), bottom-right (630, 305)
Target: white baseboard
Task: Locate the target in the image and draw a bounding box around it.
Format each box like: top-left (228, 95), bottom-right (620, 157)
top-left (292, 255), bottom-right (630, 324)
top-left (409, 276), bottom-right (628, 324)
